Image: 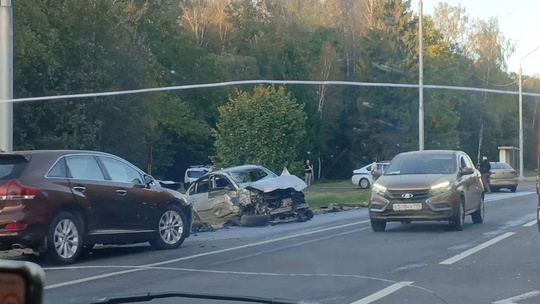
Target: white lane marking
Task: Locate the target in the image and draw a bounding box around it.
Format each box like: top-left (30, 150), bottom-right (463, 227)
top-left (350, 281), bottom-right (414, 304)
top-left (523, 219), bottom-right (537, 227)
top-left (484, 191), bottom-right (535, 202)
top-left (45, 219), bottom-right (371, 290)
top-left (440, 232), bottom-right (515, 265)
top-left (45, 265), bottom-right (407, 283)
top-left (209, 227), bottom-right (372, 267)
top-left (43, 265), bottom-right (448, 302)
top-left (493, 290), bottom-right (540, 304)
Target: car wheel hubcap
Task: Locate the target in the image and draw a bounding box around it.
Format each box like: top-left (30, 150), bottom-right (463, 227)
top-left (159, 210), bottom-right (183, 244)
top-left (361, 180), bottom-right (368, 188)
top-left (53, 219), bottom-right (79, 259)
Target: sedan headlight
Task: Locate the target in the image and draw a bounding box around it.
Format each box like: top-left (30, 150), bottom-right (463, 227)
top-left (372, 183), bottom-right (387, 195)
top-left (430, 181), bottom-right (452, 196)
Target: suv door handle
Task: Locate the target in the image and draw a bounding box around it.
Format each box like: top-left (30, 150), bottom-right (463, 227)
top-left (73, 186), bottom-right (86, 192)
top-left (116, 189), bottom-right (127, 196)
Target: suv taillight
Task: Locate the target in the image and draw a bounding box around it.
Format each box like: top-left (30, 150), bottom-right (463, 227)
top-left (4, 223), bottom-right (27, 230)
top-left (0, 179), bottom-right (39, 200)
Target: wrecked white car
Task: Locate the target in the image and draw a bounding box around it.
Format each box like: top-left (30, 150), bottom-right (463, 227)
top-left (185, 165), bottom-right (313, 226)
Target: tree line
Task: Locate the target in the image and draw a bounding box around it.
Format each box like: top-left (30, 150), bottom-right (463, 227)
top-left (11, 0), bottom-right (539, 180)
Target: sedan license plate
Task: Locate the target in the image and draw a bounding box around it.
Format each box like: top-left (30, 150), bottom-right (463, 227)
top-left (393, 203), bottom-right (422, 211)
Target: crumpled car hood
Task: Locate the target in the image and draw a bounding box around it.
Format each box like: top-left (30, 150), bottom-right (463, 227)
top-left (245, 175), bottom-right (307, 192)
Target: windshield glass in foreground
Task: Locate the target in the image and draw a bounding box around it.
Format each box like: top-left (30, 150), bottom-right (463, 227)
top-left (385, 153), bottom-right (456, 175)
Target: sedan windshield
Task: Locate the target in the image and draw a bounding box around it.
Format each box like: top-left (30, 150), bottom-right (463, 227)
top-left (385, 154), bottom-right (456, 175)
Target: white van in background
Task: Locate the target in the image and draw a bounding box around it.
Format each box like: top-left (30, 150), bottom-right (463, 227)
top-left (184, 165), bottom-right (211, 189)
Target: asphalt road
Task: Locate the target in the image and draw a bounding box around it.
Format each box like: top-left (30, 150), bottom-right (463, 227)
top-left (12, 183), bottom-right (540, 304)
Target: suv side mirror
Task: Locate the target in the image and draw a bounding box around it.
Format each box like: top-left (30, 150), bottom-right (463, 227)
top-left (143, 175), bottom-right (154, 186)
top-left (460, 167), bottom-right (474, 175)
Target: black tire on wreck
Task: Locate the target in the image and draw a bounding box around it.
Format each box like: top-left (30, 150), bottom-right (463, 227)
top-left (240, 214), bottom-right (270, 227)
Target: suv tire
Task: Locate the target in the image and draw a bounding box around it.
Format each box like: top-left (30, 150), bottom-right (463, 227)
top-left (371, 219), bottom-right (386, 232)
top-left (150, 205), bottom-right (187, 250)
top-left (450, 202), bottom-right (465, 231)
top-left (47, 212), bottom-right (83, 264)
top-left (471, 196), bottom-right (484, 224)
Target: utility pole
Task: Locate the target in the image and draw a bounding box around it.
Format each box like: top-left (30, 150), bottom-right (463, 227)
top-left (0, 0), bottom-right (13, 152)
top-left (518, 45), bottom-right (540, 180)
top-left (518, 66), bottom-right (524, 180)
top-left (418, 0), bottom-right (424, 151)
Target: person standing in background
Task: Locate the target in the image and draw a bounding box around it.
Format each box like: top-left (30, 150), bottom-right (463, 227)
top-left (304, 160), bottom-right (313, 186)
top-left (370, 158), bottom-right (379, 181)
top-left (479, 156), bottom-right (492, 193)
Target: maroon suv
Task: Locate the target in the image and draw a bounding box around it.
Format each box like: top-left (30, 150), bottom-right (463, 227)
top-left (0, 150), bottom-right (192, 263)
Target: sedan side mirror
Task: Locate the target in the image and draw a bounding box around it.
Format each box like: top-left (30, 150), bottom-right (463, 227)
top-left (460, 167), bottom-right (474, 175)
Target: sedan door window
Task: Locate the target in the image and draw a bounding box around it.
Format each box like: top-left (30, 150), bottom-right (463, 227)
top-left (212, 175), bottom-right (232, 190)
top-left (99, 157), bottom-right (144, 185)
top-left (195, 177), bottom-right (210, 194)
top-left (463, 155), bottom-right (474, 169)
top-left (65, 155), bottom-right (105, 180)
top-left (460, 157), bottom-right (468, 169)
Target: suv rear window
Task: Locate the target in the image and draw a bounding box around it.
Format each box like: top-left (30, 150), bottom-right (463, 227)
top-left (0, 155), bottom-right (28, 181)
top-left (187, 170), bottom-right (208, 178)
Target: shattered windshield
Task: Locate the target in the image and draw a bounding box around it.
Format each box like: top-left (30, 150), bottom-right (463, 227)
top-left (385, 153), bottom-right (456, 175)
top-left (227, 167), bottom-right (277, 185)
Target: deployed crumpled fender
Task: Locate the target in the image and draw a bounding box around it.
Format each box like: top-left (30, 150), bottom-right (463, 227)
top-left (245, 175), bottom-right (307, 193)
top-left (211, 194), bottom-right (240, 218)
top-left (191, 167), bottom-right (312, 227)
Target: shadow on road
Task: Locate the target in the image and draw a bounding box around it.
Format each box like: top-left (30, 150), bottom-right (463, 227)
top-left (1, 243), bottom-right (155, 267)
top-left (383, 222), bottom-right (468, 233)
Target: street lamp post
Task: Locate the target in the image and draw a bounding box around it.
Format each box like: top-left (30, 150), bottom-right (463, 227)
top-left (518, 45), bottom-right (540, 180)
top-left (418, 0), bottom-right (424, 151)
top-left (0, 0), bottom-right (13, 152)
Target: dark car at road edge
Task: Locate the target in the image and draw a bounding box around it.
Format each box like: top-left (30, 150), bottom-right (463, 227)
top-left (0, 150), bottom-right (193, 263)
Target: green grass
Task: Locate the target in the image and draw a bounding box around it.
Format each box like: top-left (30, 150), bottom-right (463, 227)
top-left (312, 179), bottom-right (353, 187)
top-left (305, 189), bottom-right (371, 209)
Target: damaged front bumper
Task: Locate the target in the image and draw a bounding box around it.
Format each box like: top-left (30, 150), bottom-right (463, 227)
top-left (198, 174), bottom-right (313, 226)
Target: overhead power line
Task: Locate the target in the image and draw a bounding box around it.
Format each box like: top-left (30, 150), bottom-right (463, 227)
top-left (2, 80), bottom-right (540, 104)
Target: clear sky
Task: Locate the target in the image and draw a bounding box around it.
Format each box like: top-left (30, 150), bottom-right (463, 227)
top-left (410, 0), bottom-right (540, 76)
